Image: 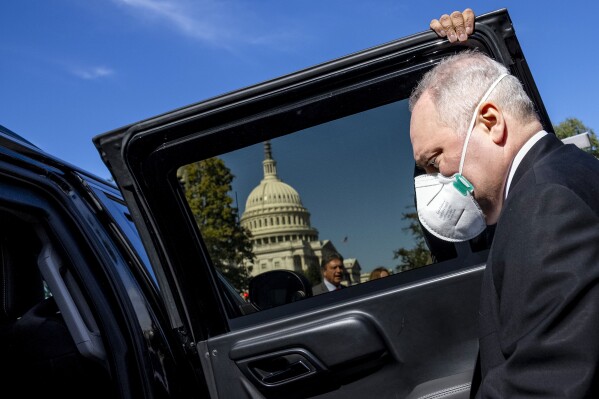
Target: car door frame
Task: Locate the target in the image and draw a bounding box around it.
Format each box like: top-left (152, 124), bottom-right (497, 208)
top-left (93, 8), bottom-right (552, 398)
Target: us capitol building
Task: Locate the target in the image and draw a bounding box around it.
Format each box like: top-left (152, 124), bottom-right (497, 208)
top-left (240, 142), bottom-right (362, 285)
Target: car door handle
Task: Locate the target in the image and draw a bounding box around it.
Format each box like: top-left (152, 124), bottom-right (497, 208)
top-left (236, 348), bottom-right (325, 387)
top-left (254, 357), bottom-right (311, 384)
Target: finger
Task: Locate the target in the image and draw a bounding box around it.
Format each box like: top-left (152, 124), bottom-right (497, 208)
top-left (439, 14), bottom-right (457, 43)
top-left (430, 19), bottom-right (446, 37)
top-left (450, 11), bottom-right (468, 42)
top-left (463, 8), bottom-right (475, 35)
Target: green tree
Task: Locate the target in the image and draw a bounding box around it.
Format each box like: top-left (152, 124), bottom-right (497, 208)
top-left (554, 117), bottom-right (599, 158)
top-left (305, 260), bottom-right (322, 286)
top-left (393, 209), bottom-right (432, 272)
top-left (178, 158), bottom-right (254, 291)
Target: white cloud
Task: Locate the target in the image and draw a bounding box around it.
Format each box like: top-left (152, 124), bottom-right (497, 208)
top-left (71, 66), bottom-right (115, 80)
top-left (112, 0), bottom-right (300, 50)
top-left (115, 0), bottom-right (219, 41)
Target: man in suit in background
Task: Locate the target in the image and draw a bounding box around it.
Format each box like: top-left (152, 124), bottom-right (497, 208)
top-left (312, 252), bottom-right (346, 295)
top-left (409, 43), bottom-right (599, 397)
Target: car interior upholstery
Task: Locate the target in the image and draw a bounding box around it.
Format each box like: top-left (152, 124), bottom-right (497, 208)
top-left (0, 211), bottom-right (111, 398)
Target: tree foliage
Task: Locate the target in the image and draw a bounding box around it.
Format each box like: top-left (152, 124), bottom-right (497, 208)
top-left (393, 209), bottom-right (432, 272)
top-left (305, 260), bottom-right (322, 286)
top-left (554, 117), bottom-right (599, 158)
top-left (178, 158), bottom-right (254, 291)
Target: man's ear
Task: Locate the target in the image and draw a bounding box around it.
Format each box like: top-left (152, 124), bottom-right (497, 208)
top-left (478, 101), bottom-right (505, 145)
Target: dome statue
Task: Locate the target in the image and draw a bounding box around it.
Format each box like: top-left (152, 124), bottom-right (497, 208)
top-left (239, 141), bottom-right (359, 285)
top-left (241, 141), bottom-right (318, 246)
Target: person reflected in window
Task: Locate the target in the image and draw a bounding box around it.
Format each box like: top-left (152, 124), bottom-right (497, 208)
top-left (312, 252), bottom-right (346, 295)
top-left (369, 267), bottom-right (390, 280)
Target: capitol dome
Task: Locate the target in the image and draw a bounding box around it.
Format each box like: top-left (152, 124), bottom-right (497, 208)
top-left (244, 175), bottom-right (303, 211)
top-left (239, 141), bottom-right (360, 284)
top-left (240, 141), bottom-right (318, 245)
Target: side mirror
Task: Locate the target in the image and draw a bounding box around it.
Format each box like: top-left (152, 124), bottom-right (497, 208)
top-left (248, 270), bottom-right (312, 310)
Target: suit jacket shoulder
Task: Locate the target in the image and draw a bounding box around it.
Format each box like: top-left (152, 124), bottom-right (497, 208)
top-left (312, 282), bottom-right (328, 295)
top-left (476, 134), bottom-right (599, 397)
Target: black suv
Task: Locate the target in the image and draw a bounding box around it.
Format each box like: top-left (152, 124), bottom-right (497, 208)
top-left (0, 9), bottom-right (553, 399)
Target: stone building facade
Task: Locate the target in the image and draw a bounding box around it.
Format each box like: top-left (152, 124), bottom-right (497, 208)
top-left (240, 142), bottom-right (361, 285)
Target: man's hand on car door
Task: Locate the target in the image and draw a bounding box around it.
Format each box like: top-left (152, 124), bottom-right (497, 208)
top-left (430, 8), bottom-right (475, 43)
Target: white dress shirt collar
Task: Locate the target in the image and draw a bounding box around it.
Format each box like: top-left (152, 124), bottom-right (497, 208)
top-left (323, 279), bottom-right (339, 292)
top-left (505, 130), bottom-right (548, 199)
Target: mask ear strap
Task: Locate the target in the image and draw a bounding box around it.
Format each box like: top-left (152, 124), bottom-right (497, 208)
top-left (459, 73), bottom-right (508, 174)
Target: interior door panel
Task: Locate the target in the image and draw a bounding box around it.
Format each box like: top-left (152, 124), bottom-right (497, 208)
top-left (202, 265), bottom-right (483, 398)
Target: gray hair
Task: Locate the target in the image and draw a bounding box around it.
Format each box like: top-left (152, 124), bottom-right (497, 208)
top-left (409, 51), bottom-right (539, 136)
top-left (320, 251), bottom-right (344, 270)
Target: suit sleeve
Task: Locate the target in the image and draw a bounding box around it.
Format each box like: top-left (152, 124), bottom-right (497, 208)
top-left (482, 183), bottom-right (599, 397)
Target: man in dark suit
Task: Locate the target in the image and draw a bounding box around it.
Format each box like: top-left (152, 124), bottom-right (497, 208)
top-left (410, 50), bottom-right (599, 397)
top-left (312, 252), bottom-right (346, 295)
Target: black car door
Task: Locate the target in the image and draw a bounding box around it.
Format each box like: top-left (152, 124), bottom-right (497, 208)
top-left (94, 9), bottom-right (552, 399)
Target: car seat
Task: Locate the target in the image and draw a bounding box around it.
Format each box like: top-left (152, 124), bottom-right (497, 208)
top-left (0, 213), bottom-right (110, 398)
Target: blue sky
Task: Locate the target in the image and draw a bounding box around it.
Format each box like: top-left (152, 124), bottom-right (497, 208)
top-left (220, 100), bottom-right (416, 273)
top-left (3, 1), bottom-right (598, 179)
top-left (2, 1), bottom-right (599, 271)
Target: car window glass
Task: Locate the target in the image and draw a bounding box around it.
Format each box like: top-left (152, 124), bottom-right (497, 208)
top-left (178, 98), bottom-right (440, 306)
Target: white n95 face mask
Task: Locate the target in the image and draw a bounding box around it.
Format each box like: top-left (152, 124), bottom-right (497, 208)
top-left (414, 172), bottom-right (486, 242)
top-left (414, 73), bottom-right (508, 242)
